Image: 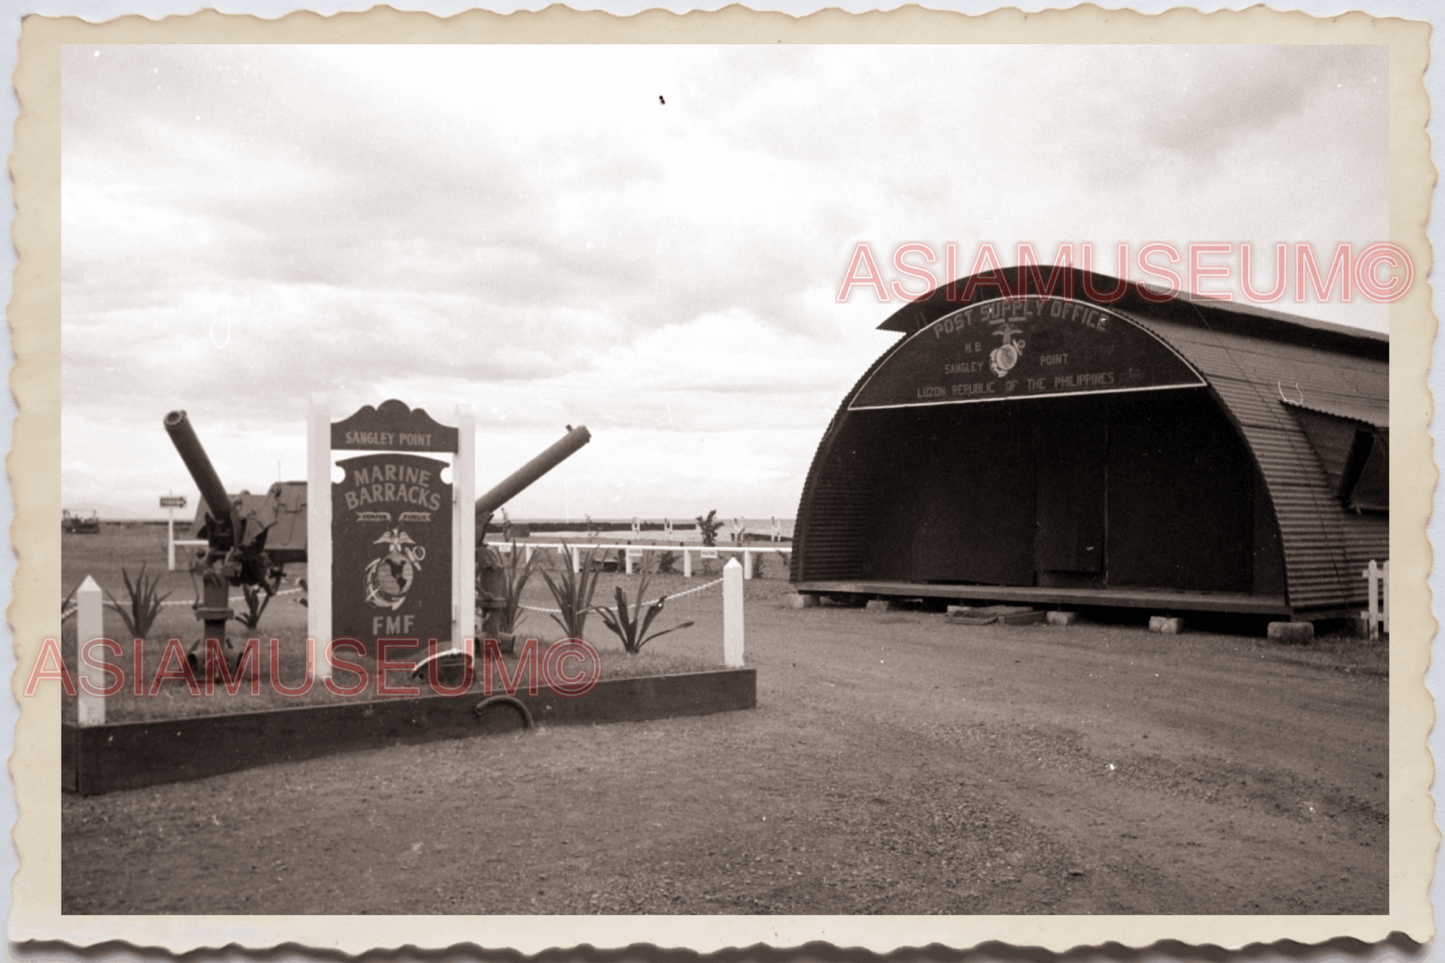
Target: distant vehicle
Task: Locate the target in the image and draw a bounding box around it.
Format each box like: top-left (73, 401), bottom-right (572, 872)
top-left (62, 510), bottom-right (100, 534)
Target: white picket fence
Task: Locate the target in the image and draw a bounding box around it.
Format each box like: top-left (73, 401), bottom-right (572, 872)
top-left (168, 536), bottom-right (208, 571)
top-left (1362, 559), bottom-right (1389, 641)
top-left (487, 541), bottom-right (790, 581)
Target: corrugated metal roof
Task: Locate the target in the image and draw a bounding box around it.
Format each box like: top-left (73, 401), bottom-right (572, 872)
top-left (1117, 305), bottom-right (1386, 611)
top-left (1280, 397), bottom-right (1389, 429)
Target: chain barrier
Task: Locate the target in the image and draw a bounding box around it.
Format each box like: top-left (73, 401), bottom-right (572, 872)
top-left (518, 576), bottom-right (726, 614)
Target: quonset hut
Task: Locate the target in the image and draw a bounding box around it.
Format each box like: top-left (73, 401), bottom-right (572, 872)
top-left (789, 266), bottom-right (1388, 621)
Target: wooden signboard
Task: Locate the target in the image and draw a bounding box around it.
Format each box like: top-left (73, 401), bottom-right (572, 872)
top-left (308, 397), bottom-right (475, 681)
top-left (332, 453), bottom-right (453, 655)
top-left (848, 295), bottom-right (1206, 411)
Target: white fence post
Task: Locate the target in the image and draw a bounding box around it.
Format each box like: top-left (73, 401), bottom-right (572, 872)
top-left (572, 546), bottom-right (581, 574)
top-left (723, 557), bottom-right (744, 668)
top-left (743, 549), bottom-right (753, 580)
top-left (1383, 560), bottom-right (1390, 635)
top-left (683, 548), bottom-right (692, 578)
top-left (1362, 559), bottom-right (1390, 641)
top-left (76, 576), bottom-right (105, 726)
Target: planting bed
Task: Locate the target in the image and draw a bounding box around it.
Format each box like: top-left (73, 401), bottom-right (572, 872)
top-left (63, 668), bottom-right (756, 795)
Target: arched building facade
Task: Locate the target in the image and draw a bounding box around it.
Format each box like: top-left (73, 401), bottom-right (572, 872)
top-left (789, 267), bottom-right (1388, 619)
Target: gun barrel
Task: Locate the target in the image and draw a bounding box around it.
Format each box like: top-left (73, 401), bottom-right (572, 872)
top-left (163, 410), bottom-right (234, 527)
top-left (475, 425), bottom-right (591, 520)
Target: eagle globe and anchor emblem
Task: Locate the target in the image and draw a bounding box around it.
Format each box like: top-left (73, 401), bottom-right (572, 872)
top-left (989, 318), bottom-right (1027, 378)
top-left (364, 527), bottom-right (426, 611)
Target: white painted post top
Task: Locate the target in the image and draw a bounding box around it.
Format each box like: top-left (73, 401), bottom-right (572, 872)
top-left (76, 576), bottom-right (105, 727)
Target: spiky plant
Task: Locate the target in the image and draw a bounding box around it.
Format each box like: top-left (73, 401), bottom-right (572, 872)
top-left (104, 563), bottom-right (171, 640)
top-left (538, 543), bottom-right (603, 639)
top-left (234, 567), bottom-right (285, 631)
top-left (597, 566), bottom-right (695, 654)
top-left (479, 542), bottom-right (541, 635)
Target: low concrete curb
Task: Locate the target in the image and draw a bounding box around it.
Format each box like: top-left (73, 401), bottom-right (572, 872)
top-left (63, 668), bottom-right (756, 796)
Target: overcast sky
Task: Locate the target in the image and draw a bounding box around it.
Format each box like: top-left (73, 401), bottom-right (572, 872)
top-left (61, 43), bottom-right (1390, 520)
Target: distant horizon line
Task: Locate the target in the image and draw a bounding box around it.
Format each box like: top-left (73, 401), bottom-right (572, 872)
top-left (67, 513), bottom-right (798, 525)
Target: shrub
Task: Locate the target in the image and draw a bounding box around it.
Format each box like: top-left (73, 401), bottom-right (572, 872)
top-left (657, 550), bottom-right (678, 574)
top-left (104, 563), bottom-right (171, 640)
top-left (696, 509), bottom-right (722, 547)
top-left (538, 543), bottom-right (603, 639)
top-left (596, 566), bottom-right (695, 654)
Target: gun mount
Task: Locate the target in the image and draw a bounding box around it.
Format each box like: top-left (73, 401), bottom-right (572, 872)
top-left (165, 410), bottom-right (299, 672)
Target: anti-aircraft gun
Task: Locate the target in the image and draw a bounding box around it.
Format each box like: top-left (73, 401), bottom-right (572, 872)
top-left (164, 410), bottom-right (305, 673)
top-left (473, 425), bottom-right (591, 638)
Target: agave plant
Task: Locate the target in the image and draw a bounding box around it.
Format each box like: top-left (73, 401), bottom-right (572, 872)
top-left (104, 562), bottom-right (171, 640)
top-left (597, 565), bottom-right (695, 654)
top-left (478, 542), bottom-right (541, 635)
top-left (234, 566), bottom-right (285, 631)
top-left (538, 542), bottom-right (603, 639)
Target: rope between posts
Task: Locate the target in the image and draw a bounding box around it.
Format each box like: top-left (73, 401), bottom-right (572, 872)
top-left (518, 576), bottom-right (726, 614)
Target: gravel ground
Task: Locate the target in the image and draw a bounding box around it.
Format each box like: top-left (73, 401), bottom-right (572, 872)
top-left (62, 577), bottom-right (1388, 915)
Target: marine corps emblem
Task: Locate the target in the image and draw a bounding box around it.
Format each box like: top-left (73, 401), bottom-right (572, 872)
top-left (989, 319), bottom-right (1026, 378)
top-left (363, 527), bottom-right (426, 611)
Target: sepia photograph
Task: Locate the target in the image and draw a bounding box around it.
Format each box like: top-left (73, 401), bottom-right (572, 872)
top-left (9, 5), bottom-right (1435, 955)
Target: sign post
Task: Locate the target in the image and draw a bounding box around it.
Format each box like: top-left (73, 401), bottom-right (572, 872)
top-left (159, 493), bottom-right (187, 571)
top-left (308, 395), bottom-right (333, 680)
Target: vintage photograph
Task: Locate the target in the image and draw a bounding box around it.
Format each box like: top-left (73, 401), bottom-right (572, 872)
top-left (34, 24), bottom-right (1423, 944)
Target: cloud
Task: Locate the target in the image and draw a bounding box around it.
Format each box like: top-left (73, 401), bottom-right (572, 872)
top-left (60, 43), bottom-right (1393, 517)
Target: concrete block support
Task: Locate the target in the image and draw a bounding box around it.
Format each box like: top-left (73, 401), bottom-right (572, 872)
top-left (1149, 616), bottom-right (1185, 635)
top-left (1267, 621), bottom-right (1315, 645)
top-left (865, 599), bottom-right (898, 612)
top-left (786, 593), bottom-right (819, 609)
top-left (1047, 611), bottom-right (1080, 626)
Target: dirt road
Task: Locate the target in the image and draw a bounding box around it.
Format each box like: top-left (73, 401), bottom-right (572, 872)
top-left (62, 580), bottom-right (1387, 914)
